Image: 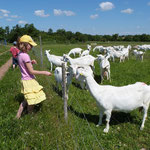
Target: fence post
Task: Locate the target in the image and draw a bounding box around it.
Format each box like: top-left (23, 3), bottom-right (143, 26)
top-left (62, 62), bottom-right (68, 123)
top-left (39, 36), bottom-right (43, 67)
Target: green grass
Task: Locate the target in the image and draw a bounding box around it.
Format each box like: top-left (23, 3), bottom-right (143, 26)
top-left (0, 45), bottom-right (11, 67)
top-left (0, 44), bottom-right (11, 53)
top-left (0, 52), bottom-right (11, 67)
top-left (0, 42), bottom-right (150, 149)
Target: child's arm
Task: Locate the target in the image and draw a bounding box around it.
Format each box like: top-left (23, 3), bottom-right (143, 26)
top-left (26, 62), bottom-right (51, 76)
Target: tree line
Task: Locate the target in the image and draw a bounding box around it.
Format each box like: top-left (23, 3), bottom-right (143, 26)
top-left (0, 24), bottom-right (150, 44)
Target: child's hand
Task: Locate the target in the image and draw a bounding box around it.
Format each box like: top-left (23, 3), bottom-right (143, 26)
top-left (31, 60), bottom-right (37, 64)
top-left (45, 71), bottom-right (52, 76)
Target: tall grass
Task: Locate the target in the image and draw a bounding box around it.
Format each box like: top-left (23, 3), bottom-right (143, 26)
top-left (0, 42), bottom-right (150, 149)
top-left (0, 45), bottom-right (11, 67)
top-left (0, 44), bottom-right (11, 53)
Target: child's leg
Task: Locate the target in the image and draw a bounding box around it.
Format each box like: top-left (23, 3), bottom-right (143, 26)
top-left (13, 64), bottom-right (15, 69)
top-left (12, 58), bottom-right (15, 69)
top-left (27, 105), bottom-right (34, 114)
top-left (16, 100), bottom-right (27, 119)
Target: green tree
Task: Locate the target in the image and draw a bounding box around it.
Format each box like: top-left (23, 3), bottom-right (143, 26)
top-left (48, 28), bottom-right (53, 35)
top-left (0, 27), bottom-right (5, 40)
top-left (24, 24), bottom-right (39, 38)
top-left (112, 34), bottom-right (119, 41)
top-left (8, 24), bottom-right (24, 42)
top-left (103, 35), bottom-right (112, 42)
top-left (124, 35), bottom-right (133, 41)
top-left (140, 34), bottom-right (150, 42)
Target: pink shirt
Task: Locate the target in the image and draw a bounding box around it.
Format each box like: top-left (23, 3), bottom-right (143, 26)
top-left (10, 46), bottom-right (20, 58)
top-left (18, 52), bottom-right (35, 80)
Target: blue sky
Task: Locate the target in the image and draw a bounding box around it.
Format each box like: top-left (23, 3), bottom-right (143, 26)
top-left (0, 0), bottom-right (150, 35)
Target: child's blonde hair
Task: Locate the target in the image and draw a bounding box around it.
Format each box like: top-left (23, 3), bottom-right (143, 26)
top-left (17, 41), bottom-right (29, 52)
top-left (17, 35), bottom-right (37, 52)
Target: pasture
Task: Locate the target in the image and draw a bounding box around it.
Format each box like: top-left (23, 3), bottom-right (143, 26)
top-left (0, 44), bottom-right (11, 67)
top-left (0, 42), bottom-right (150, 149)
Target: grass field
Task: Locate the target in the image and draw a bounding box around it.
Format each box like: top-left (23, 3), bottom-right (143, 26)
top-left (0, 44), bottom-right (11, 67)
top-left (0, 42), bottom-right (150, 149)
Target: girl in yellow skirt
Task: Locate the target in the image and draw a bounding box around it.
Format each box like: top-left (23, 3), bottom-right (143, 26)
top-left (16, 35), bottom-right (51, 119)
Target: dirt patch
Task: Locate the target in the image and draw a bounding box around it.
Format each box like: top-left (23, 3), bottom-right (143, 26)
top-left (0, 57), bottom-right (12, 80)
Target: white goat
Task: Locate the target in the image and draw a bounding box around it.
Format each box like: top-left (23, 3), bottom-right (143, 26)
top-left (81, 50), bottom-right (90, 57)
top-left (137, 44), bottom-right (150, 51)
top-left (93, 46), bottom-right (104, 53)
top-left (54, 66), bottom-right (73, 96)
top-left (133, 50), bottom-right (145, 62)
top-left (121, 45), bottom-right (131, 60)
top-left (45, 50), bottom-right (64, 71)
top-left (97, 54), bottom-right (111, 83)
top-left (112, 50), bottom-right (125, 62)
top-left (77, 70), bottom-right (150, 133)
top-left (68, 48), bottom-right (82, 57)
top-left (70, 65), bottom-right (94, 89)
top-left (63, 54), bottom-right (97, 70)
top-left (87, 44), bottom-right (92, 51)
top-left (106, 47), bottom-right (126, 62)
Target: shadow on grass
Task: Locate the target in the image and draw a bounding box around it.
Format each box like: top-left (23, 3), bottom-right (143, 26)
top-left (94, 74), bottom-right (101, 84)
top-left (68, 105), bottom-right (140, 126)
top-left (52, 84), bottom-right (62, 97)
top-left (68, 105), bottom-right (98, 125)
top-left (72, 81), bottom-right (83, 89)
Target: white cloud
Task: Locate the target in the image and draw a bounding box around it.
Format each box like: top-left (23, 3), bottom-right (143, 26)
top-left (18, 20), bottom-right (28, 24)
top-left (148, 2), bottom-right (150, 6)
top-left (3, 13), bottom-right (8, 17)
top-left (34, 10), bottom-right (50, 17)
top-left (6, 18), bottom-right (12, 21)
top-left (54, 9), bottom-right (62, 16)
top-left (99, 2), bottom-right (115, 11)
top-left (11, 15), bottom-right (19, 18)
top-left (63, 10), bottom-right (75, 16)
top-left (0, 9), bottom-right (10, 14)
top-left (54, 9), bottom-right (75, 16)
top-left (121, 8), bottom-right (133, 14)
top-left (90, 14), bottom-right (98, 19)
top-left (0, 9), bottom-right (10, 17)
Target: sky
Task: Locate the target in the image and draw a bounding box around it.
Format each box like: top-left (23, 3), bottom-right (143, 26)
top-left (0, 0), bottom-right (150, 35)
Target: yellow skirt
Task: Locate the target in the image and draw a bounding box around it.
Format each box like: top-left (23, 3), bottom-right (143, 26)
top-left (21, 79), bottom-right (46, 105)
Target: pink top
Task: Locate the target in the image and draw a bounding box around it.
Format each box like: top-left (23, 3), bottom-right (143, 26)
top-left (18, 52), bottom-right (35, 80)
top-left (10, 46), bottom-right (20, 58)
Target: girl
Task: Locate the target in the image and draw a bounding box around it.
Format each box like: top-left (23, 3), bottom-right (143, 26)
top-left (10, 41), bottom-right (20, 69)
top-left (16, 35), bottom-right (51, 119)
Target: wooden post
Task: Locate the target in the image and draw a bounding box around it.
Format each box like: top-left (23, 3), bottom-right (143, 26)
top-left (62, 62), bottom-right (68, 123)
top-left (39, 36), bottom-right (43, 67)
